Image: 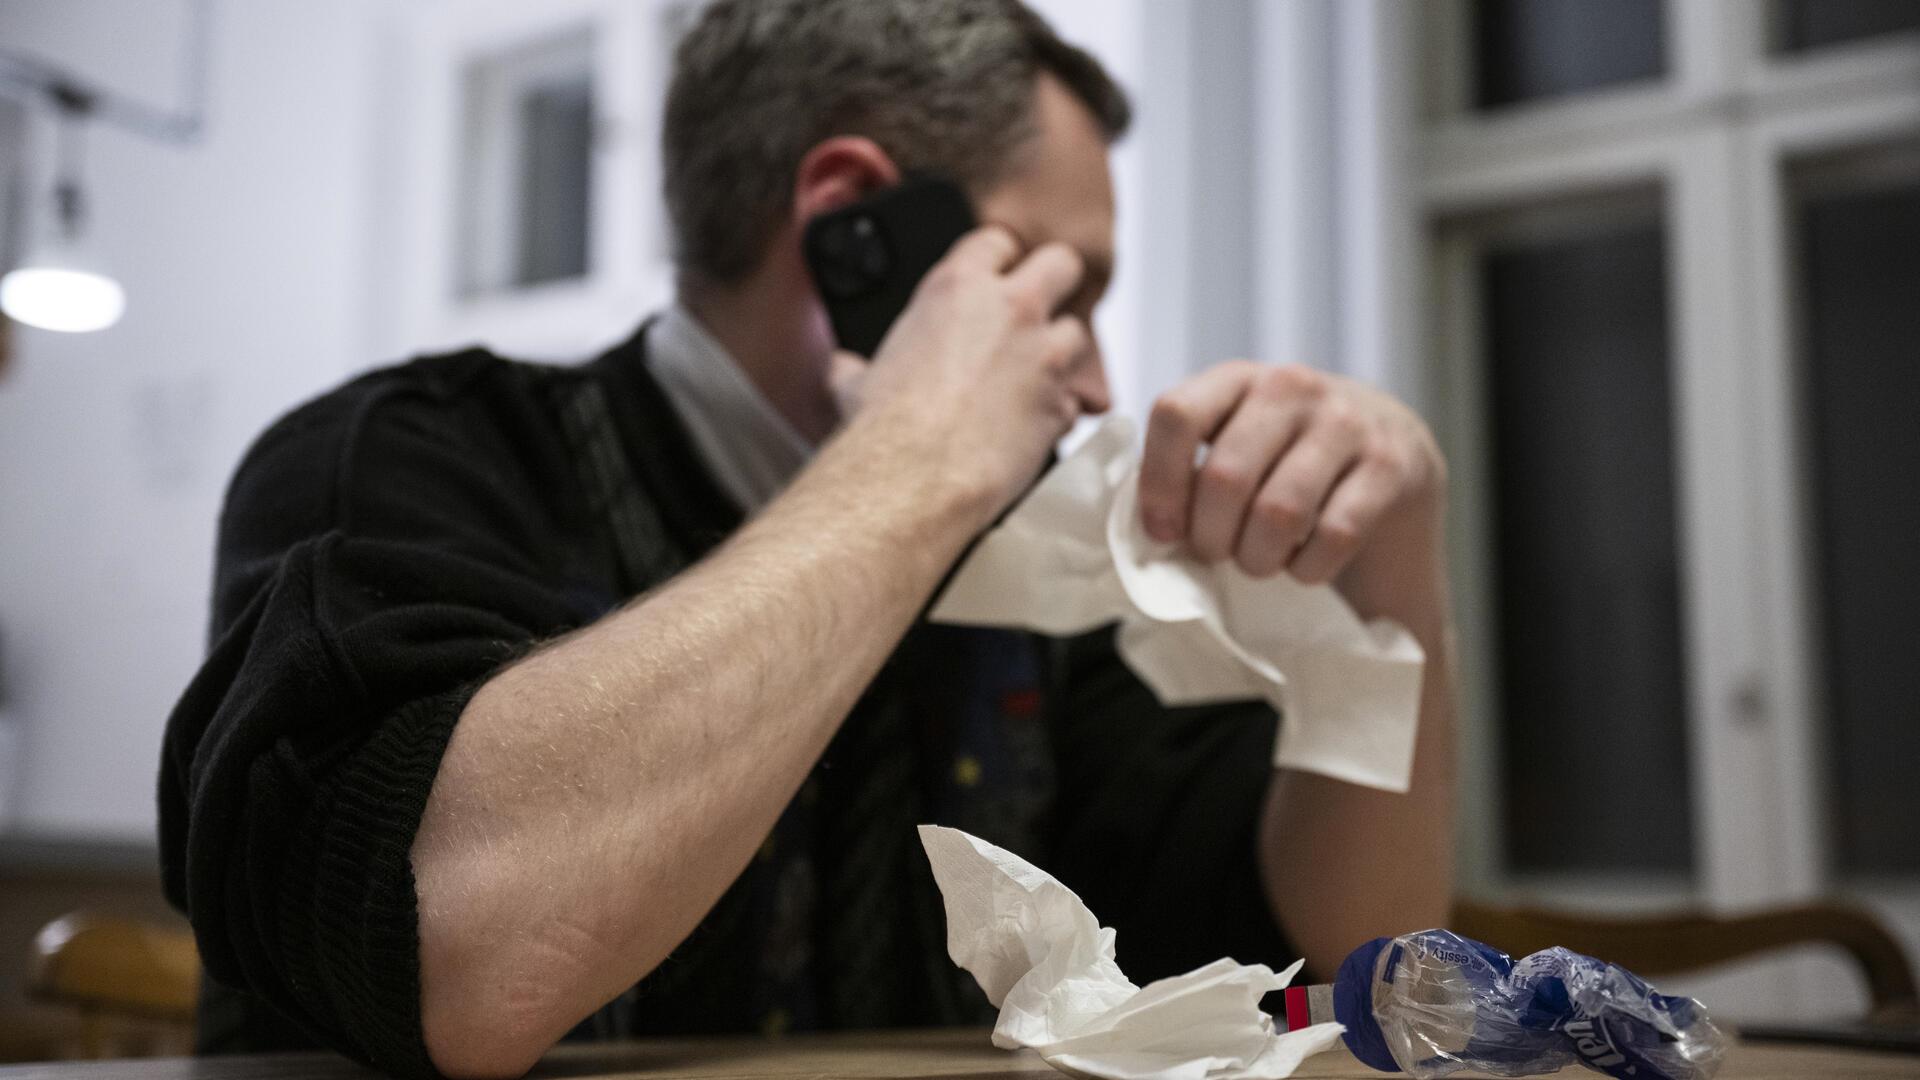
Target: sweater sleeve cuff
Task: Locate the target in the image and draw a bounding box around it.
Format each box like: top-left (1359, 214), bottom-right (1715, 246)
top-left (278, 686), bottom-right (471, 1079)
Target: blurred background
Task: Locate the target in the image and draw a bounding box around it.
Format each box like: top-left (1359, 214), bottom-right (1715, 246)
top-left (0, 0), bottom-right (1915, 1058)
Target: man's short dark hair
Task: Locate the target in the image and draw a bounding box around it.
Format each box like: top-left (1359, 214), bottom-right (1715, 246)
top-left (663, 0), bottom-right (1131, 285)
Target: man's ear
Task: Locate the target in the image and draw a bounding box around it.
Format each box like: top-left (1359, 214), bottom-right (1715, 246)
top-left (792, 136), bottom-right (902, 227)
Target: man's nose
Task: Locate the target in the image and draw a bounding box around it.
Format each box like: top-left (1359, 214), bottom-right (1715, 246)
top-left (1070, 334), bottom-right (1112, 414)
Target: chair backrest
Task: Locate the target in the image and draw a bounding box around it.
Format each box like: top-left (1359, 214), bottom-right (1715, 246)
top-left (1453, 898), bottom-right (1919, 1020)
top-left (26, 913), bottom-right (201, 1022)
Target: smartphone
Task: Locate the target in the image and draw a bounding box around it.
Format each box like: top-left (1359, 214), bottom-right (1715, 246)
top-left (802, 174), bottom-right (976, 358)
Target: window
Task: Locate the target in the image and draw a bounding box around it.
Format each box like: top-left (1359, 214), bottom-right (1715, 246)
top-left (1423, 0), bottom-right (1920, 1020)
top-left (390, 0), bottom-right (680, 360)
top-left (456, 26), bottom-right (597, 297)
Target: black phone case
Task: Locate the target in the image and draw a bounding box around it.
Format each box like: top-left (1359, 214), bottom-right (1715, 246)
top-left (802, 175), bottom-right (976, 358)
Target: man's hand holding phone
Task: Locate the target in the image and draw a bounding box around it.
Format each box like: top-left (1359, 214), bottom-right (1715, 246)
top-left (834, 225), bottom-right (1104, 530)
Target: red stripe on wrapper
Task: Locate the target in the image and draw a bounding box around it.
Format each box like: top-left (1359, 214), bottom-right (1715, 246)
top-left (1284, 985), bottom-right (1309, 1032)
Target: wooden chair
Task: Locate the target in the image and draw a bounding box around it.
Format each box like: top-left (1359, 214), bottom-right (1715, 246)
top-left (1453, 898), bottom-right (1920, 1024)
top-left (17, 901), bottom-right (1916, 1057)
top-left (24, 913), bottom-right (200, 1059)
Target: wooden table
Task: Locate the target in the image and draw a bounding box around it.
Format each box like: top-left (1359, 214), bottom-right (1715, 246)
top-left (0, 1029), bottom-right (1913, 1079)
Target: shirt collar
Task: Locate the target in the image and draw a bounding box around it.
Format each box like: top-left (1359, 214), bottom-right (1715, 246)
top-left (644, 302), bottom-right (814, 514)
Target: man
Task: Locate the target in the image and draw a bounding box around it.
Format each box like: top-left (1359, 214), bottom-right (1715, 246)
top-left (160, 2), bottom-right (1456, 1078)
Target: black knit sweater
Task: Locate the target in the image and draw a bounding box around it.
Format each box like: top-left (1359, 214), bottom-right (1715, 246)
top-left (158, 324), bottom-right (1291, 1077)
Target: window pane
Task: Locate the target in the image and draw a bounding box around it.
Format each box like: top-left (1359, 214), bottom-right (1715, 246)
top-left (1475, 0), bottom-right (1666, 109)
top-left (1481, 222), bottom-right (1694, 874)
top-left (1799, 179), bottom-right (1920, 876)
top-left (515, 81), bottom-right (593, 286)
top-left (1778, 0), bottom-right (1920, 52)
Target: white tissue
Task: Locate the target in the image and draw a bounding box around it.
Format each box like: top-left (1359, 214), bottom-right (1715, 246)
top-left (930, 416), bottom-right (1425, 792)
top-left (919, 824), bottom-right (1345, 1080)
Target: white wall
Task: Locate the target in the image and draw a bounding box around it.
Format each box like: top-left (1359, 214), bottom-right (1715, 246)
top-left (0, 0), bottom-right (384, 840)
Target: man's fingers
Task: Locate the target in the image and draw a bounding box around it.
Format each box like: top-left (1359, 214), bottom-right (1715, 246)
top-left (1232, 411), bottom-right (1363, 576)
top-left (1005, 241), bottom-right (1086, 319)
top-left (1041, 314), bottom-right (1091, 369)
top-left (944, 224), bottom-right (1024, 275)
top-left (1284, 457), bottom-right (1397, 584)
top-left (1185, 399), bottom-right (1309, 562)
top-left (1139, 362), bottom-right (1258, 542)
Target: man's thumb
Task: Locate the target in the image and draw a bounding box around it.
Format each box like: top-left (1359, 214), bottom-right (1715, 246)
top-left (828, 349), bottom-right (869, 423)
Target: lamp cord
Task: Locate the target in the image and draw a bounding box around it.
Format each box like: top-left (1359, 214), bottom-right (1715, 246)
top-left (52, 109), bottom-right (86, 242)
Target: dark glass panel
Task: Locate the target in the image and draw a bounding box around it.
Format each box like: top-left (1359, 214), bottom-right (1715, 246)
top-left (1799, 180), bottom-right (1920, 875)
top-left (1779, 0), bottom-right (1920, 52)
top-left (1475, 0), bottom-right (1666, 108)
top-left (1482, 222), bottom-right (1694, 873)
top-left (515, 79), bottom-right (593, 286)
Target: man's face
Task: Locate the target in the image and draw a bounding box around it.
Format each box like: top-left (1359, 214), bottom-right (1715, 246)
top-left (975, 72), bottom-right (1117, 412)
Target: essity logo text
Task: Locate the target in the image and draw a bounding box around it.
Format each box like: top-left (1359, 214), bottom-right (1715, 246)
top-left (1423, 945), bottom-right (1477, 967)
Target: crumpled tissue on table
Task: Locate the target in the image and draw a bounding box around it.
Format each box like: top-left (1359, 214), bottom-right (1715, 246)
top-left (920, 825), bottom-right (1345, 1080)
top-left (930, 415), bottom-right (1426, 792)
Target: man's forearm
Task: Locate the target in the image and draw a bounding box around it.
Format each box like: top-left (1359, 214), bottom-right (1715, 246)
top-left (411, 416), bottom-right (993, 1078)
top-left (1256, 512), bottom-right (1458, 981)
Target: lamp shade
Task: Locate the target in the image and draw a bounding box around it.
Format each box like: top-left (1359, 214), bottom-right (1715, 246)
top-left (1, 249), bottom-right (125, 333)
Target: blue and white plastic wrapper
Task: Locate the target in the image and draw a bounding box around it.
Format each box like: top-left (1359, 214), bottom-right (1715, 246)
top-left (1335, 929), bottom-right (1729, 1080)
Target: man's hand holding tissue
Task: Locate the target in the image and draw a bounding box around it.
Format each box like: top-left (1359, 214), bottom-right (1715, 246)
top-left (1138, 360), bottom-right (1444, 592)
top-left (1138, 360), bottom-right (1458, 982)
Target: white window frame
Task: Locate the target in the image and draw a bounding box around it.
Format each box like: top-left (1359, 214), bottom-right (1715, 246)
top-left (1417, 0), bottom-right (1920, 1018)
